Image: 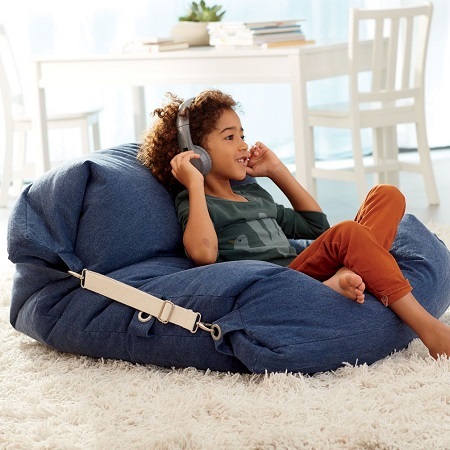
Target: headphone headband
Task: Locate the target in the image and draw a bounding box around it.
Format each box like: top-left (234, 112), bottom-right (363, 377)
top-left (176, 97), bottom-right (195, 131)
top-left (176, 97), bottom-right (196, 152)
top-left (176, 96), bottom-right (212, 176)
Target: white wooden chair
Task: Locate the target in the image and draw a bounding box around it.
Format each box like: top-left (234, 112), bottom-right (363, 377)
top-left (305, 3), bottom-right (439, 205)
top-left (0, 24), bottom-right (101, 207)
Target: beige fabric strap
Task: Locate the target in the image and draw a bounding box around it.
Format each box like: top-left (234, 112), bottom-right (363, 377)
top-left (69, 269), bottom-right (201, 333)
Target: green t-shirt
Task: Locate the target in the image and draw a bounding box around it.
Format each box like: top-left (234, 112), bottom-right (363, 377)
top-left (175, 183), bottom-right (330, 266)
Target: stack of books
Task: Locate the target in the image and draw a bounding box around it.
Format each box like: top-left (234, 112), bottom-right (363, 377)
top-left (208, 20), bottom-right (309, 47)
top-left (123, 37), bottom-right (189, 53)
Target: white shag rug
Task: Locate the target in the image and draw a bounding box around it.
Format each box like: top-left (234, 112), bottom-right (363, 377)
top-left (1, 225), bottom-right (450, 450)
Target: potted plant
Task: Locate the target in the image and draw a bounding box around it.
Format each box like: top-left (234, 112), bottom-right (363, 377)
top-left (171, 1), bottom-right (226, 46)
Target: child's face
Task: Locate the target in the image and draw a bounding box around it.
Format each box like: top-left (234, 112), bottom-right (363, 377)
top-left (204, 109), bottom-right (249, 180)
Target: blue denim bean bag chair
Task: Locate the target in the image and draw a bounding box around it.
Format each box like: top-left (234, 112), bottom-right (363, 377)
top-left (8, 143), bottom-right (450, 373)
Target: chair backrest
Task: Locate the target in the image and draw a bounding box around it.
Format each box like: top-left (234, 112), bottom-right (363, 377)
top-left (0, 23), bottom-right (25, 119)
top-left (349, 3), bottom-right (433, 105)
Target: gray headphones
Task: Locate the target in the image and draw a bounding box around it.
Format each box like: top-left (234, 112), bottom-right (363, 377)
top-left (176, 97), bottom-right (212, 176)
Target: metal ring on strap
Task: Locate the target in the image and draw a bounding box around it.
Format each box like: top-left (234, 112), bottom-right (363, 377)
top-left (138, 312), bottom-right (153, 323)
top-left (197, 322), bottom-right (222, 341)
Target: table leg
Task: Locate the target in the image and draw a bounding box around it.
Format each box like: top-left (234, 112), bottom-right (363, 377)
top-left (30, 62), bottom-right (50, 175)
top-left (290, 53), bottom-right (314, 194)
top-left (132, 86), bottom-right (146, 141)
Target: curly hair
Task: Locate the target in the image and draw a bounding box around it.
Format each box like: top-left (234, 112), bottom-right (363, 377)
top-left (138, 89), bottom-right (237, 194)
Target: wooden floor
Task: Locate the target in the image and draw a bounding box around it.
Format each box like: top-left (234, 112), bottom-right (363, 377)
top-left (1, 149), bottom-right (449, 271)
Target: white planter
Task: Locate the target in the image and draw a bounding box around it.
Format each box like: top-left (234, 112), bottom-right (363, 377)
top-left (170, 21), bottom-right (210, 47)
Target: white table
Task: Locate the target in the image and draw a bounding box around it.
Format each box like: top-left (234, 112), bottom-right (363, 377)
top-left (31, 43), bottom-right (364, 189)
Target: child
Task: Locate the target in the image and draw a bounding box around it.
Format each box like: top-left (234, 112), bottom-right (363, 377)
top-left (139, 89), bottom-right (450, 360)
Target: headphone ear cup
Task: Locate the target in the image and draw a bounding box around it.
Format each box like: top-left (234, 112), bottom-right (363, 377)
top-left (176, 98), bottom-right (212, 175)
top-left (192, 145), bottom-right (212, 176)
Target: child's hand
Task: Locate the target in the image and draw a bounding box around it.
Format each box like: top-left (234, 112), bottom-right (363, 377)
top-left (246, 142), bottom-right (283, 178)
top-left (170, 151), bottom-right (204, 189)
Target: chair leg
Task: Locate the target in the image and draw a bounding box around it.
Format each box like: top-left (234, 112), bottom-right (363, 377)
top-left (92, 121), bottom-right (101, 151)
top-left (383, 126), bottom-right (399, 186)
top-left (80, 121), bottom-right (90, 155)
top-left (11, 131), bottom-right (27, 197)
top-left (372, 127), bottom-right (385, 184)
top-left (307, 126), bottom-right (318, 199)
top-left (372, 127), bottom-right (399, 186)
top-left (350, 126), bottom-right (368, 203)
top-left (0, 131), bottom-right (14, 207)
top-left (416, 120), bottom-right (439, 205)
top-left (32, 129), bottom-right (50, 178)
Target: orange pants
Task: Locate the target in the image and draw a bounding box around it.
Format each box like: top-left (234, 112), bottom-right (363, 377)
top-left (288, 185), bottom-right (412, 306)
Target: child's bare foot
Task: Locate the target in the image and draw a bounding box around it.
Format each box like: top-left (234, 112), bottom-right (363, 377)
top-left (389, 293), bottom-right (450, 360)
top-left (422, 321), bottom-right (450, 360)
top-left (323, 267), bottom-right (365, 303)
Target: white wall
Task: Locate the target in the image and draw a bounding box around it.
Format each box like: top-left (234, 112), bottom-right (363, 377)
top-left (1, 0), bottom-right (449, 164)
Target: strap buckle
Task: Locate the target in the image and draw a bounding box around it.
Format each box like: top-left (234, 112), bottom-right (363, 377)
top-left (68, 270), bottom-right (86, 288)
top-left (157, 300), bottom-right (175, 324)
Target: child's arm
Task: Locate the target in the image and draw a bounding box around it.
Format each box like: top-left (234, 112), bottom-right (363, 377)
top-left (246, 142), bottom-right (323, 212)
top-left (171, 151), bottom-right (218, 265)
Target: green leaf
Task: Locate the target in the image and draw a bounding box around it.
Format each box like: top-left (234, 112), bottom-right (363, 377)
top-left (178, 0), bottom-right (226, 22)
